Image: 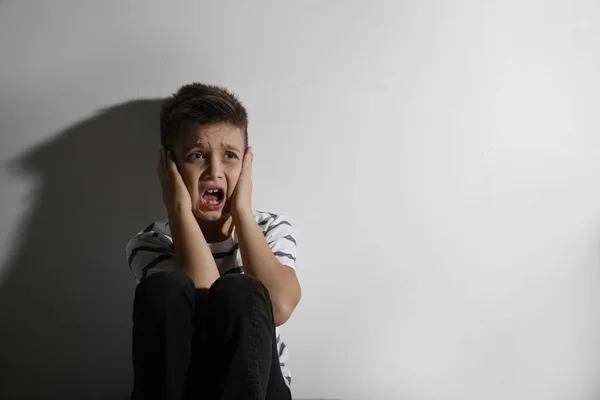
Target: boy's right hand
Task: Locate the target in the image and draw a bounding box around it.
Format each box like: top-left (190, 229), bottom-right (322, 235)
top-left (157, 145), bottom-right (192, 214)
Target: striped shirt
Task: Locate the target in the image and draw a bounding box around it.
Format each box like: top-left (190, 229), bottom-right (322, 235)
top-left (125, 210), bottom-right (297, 387)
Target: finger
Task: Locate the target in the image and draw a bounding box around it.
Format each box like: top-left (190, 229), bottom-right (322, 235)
top-left (163, 146), bottom-right (171, 167)
top-left (157, 147), bottom-right (165, 176)
top-left (167, 151), bottom-right (184, 180)
top-left (164, 148), bottom-right (171, 170)
top-left (244, 147), bottom-right (253, 166)
top-left (243, 149), bottom-right (253, 177)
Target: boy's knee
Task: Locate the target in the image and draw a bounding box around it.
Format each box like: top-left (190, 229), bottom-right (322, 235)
top-left (209, 273), bottom-right (271, 313)
top-left (134, 270), bottom-right (195, 311)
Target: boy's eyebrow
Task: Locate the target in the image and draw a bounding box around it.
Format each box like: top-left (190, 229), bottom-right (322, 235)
top-left (221, 143), bottom-right (242, 153)
top-left (182, 142), bottom-right (242, 153)
top-left (182, 141), bottom-right (203, 151)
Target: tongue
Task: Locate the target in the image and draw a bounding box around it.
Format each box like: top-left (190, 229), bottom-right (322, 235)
top-left (203, 194), bottom-right (218, 202)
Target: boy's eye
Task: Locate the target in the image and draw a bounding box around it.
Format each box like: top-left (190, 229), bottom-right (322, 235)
top-left (187, 152), bottom-right (204, 160)
top-left (225, 152), bottom-right (239, 159)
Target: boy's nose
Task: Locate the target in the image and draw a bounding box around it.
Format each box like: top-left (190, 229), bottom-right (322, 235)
top-left (205, 158), bottom-right (224, 179)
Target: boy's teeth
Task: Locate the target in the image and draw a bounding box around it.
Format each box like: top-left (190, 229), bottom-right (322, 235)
top-left (209, 200), bottom-right (219, 204)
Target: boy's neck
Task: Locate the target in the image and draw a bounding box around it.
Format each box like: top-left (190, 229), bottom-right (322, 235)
top-left (198, 215), bottom-right (235, 243)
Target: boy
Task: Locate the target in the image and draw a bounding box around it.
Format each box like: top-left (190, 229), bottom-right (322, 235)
top-left (125, 83), bottom-right (301, 400)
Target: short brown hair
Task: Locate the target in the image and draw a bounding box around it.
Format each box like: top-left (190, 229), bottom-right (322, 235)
top-left (160, 83), bottom-right (248, 149)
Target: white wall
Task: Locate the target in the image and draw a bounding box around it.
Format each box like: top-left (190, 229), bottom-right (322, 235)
top-left (1, 1), bottom-right (600, 399)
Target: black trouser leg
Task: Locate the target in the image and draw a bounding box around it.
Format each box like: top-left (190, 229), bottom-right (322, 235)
top-left (132, 271), bottom-right (292, 400)
top-left (203, 273), bottom-right (291, 400)
top-left (131, 270), bottom-right (196, 400)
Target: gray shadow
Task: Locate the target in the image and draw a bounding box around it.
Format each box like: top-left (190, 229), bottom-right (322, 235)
top-left (0, 99), bottom-right (166, 399)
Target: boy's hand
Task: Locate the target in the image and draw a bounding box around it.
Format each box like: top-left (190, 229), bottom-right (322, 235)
top-left (157, 145), bottom-right (192, 214)
top-left (231, 146), bottom-right (253, 219)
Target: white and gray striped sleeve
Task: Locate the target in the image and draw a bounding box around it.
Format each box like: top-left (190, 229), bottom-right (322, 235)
top-left (264, 214), bottom-right (297, 271)
top-left (125, 227), bottom-right (177, 283)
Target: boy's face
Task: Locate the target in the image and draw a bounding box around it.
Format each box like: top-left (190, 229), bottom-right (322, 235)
top-left (172, 123), bottom-right (246, 223)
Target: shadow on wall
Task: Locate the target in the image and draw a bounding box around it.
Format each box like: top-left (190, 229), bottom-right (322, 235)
top-left (0, 99), bottom-right (166, 399)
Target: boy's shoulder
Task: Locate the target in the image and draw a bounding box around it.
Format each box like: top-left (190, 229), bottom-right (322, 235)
top-left (252, 209), bottom-right (292, 226)
top-left (134, 219), bottom-right (170, 236)
top-left (253, 210), bottom-right (295, 239)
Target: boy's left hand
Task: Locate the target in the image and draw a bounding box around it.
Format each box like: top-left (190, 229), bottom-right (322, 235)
top-left (231, 146), bottom-right (253, 219)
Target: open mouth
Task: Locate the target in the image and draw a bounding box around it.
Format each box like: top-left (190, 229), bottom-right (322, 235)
top-left (201, 187), bottom-right (225, 208)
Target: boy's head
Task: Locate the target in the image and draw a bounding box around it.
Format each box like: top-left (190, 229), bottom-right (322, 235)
top-left (160, 83), bottom-right (248, 223)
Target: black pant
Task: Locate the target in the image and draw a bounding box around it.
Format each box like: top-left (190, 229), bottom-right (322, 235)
top-left (131, 270), bottom-right (292, 400)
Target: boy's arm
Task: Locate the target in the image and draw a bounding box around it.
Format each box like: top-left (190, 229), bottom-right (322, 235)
top-left (233, 210), bottom-right (301, 326)
top-left (159, 146), bottom-right (220, 289)
top-left (168, 208), bottom-right (220, 289)
top-left (231, 147), bottom-right (301, 326)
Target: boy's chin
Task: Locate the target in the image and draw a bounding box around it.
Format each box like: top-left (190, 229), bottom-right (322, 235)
top-left (193, 209), bottom-right (231, 223)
